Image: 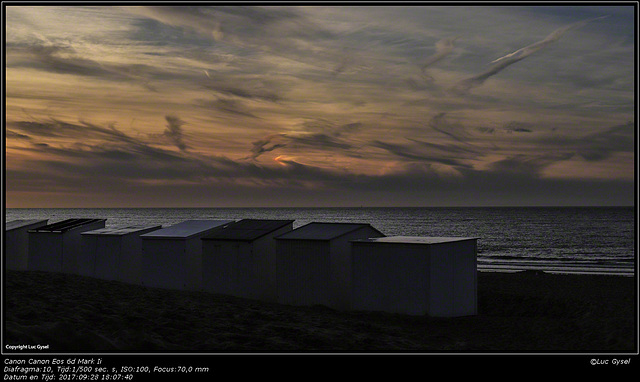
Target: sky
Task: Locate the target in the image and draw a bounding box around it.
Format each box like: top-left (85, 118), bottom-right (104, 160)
top-left (3, 4), bottom-right (636, 208)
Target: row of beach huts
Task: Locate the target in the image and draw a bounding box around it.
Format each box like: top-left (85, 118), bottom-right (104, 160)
top-left (5, 218), bottom-right (479, 317)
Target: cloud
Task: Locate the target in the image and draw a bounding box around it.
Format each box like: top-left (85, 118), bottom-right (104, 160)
top-left (538, 121), bottom-right (634, 162)
top-left (129, 6), bottom-right (224, 41)
top-left (578, 121), bottom-right (634, 161)
top-left (503, 121), bottom-right (534, 133)
top-left (248, 134), bottom-right (287, 160)
top-left (368, 115), bottom-right (488, 171)
top-left (286, 133), bottom-right (353, 150)
top-left (5, 130), bottom-right (32, 140)
top-left (5, 115), bottom-right (633, 208)
top-left (129, 6), bottom-right (327, 59)
top-left (11, 118), bottom-right (135, 143)
top-left (9, 117), bottom-right (190, 163)
top-left (247, 132), bottom-right (355, 161)
top-left (421, 36), bottom-right (459, 80)
top-left (428, 113), bottom-right (480, 148)
top-left (486, 152), bottom-right (575, 177)
top-left (197, 98), bottom-right (260, 119)
top-left (202, 76), bottom-right (282, 102)
top-left (453, 16), bottom-right (609, 93)
top-left (163, 115), bottom-right (189, 152)
top-left (4, 6), bottom-right (634, 207)
top-left (246, 120), bottom-right (363, 161)
top-left (372, 140), bottom-right (472, 169)
top-left (6, 43), bottom-right (160, 91)
top-left (7, 115), bottom-right (352, 193)
top-left (406, 137), bottom-right (481, 155)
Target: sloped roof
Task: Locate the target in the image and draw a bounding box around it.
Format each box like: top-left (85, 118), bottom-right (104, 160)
top-left (275, 222), bottom-right (384, 241)
top-left (5, 219), bottom-right (48, 231)
top-left (352, 236), bottom-right (479, 245)
top-left (202, 219), bottom-right (294, 241)
top-left (140, 220), bottom-right (233, 239)
top-left (81, 225), bottom-right (162, 236)
top-left (28, 219), bottom-right (106, 233)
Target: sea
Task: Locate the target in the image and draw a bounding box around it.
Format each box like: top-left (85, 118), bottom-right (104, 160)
top-left (5, 206), bottom-right (636, 276)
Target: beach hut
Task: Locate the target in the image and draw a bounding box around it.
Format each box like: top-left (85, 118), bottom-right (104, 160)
top-left (350, 236), bottom-right (479, 317)
top-left (275, 222), bottom-right (385, 310)
top-left (5, 219), bottom-right (48, 271)
top-left (201, 219), bottom-right (294, 302)
top-left (28, 219), bottom-right (107, 274)
top-left (140, 220), bottom-right (233, 291)
top-left (80, 225), bottom-right (162, 284)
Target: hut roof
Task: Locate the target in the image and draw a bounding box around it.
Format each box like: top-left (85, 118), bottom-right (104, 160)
top-left (352, 236), bottom-right (479, 245)
top-left (202, 219), bottom-right (294, 242)
top-left (140, 220), bottom-right (233, 239)
top-left (275, 222), bottom-right (383, 241)
top-left (82, 225), bottom-right (162, 236)
top-left (28, 219), bottom-right (106, 233)
top-left (5, 219), bottom-right (48, 231)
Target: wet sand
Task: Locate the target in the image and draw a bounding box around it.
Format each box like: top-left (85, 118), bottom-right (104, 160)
top-left (3, 269), bottom-right (636, 353)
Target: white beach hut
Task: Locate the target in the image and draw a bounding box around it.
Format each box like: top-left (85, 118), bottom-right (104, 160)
top-left (350, 236), bottom-right (479, 317)
top-left (28, 219), bottom-right (107, 274)
top-left (140, 220), bottom-right (233, 291)
top-left (80, 225), bottom-right (162, 283)
top-left (275, 222), bottom-right (385, 310)
top-left (5, 219), bottom-right (48, 271)
top-left (201, 219), bottom-right (294, 302)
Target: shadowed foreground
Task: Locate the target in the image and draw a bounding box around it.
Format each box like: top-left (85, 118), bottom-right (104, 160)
top-left (4, 270), bottom-right (636, 352)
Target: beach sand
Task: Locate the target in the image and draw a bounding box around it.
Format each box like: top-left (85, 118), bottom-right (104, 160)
top-left (3, 269), bottom-right (636, 353)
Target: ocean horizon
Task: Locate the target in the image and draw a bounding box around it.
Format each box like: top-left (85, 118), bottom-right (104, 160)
top-left (5, 206), bottom-right (635, 276)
